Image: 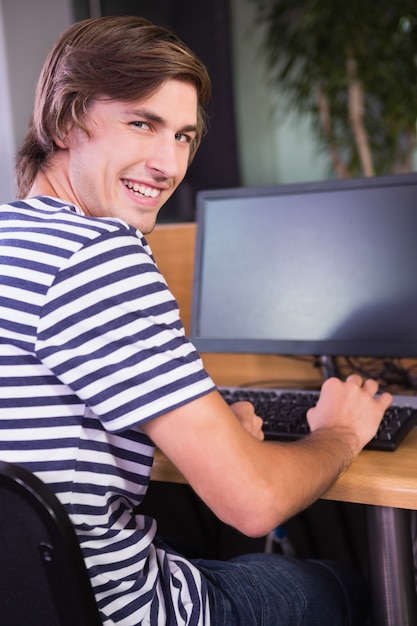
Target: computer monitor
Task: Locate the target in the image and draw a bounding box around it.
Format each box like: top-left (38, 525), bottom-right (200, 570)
top-left (190, 173), bottom-right (417, 359)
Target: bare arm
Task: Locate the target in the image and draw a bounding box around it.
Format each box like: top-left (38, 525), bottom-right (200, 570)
top-left (142, 374), bottom-right (391, 537)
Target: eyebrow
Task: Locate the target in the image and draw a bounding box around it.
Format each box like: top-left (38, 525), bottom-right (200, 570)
top-left (127, 107), bottom-right (198, 135)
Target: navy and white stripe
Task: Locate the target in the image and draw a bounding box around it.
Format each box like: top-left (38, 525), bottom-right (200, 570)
top-left (0, 197), bottom-right (214, 625)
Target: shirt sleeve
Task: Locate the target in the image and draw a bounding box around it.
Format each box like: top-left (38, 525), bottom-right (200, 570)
top-left (36, 228), bottom-right (215, 432)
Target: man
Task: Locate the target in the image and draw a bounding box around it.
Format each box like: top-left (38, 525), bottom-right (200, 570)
top-left (0, 15), bottom-right (391, 625)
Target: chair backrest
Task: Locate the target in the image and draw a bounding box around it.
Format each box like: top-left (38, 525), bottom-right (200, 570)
top-left (0, 461), bottom-right (102, 626)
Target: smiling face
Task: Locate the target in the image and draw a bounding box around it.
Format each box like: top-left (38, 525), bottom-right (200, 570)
top-left (49, 79), bottom-right (198, 234)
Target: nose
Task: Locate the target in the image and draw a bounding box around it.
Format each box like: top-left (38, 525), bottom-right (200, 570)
top-left (145, 134), bottom-right (182, 180)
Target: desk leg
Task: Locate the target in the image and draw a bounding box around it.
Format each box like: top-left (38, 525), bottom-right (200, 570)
top-left (367, 506), bottom-right (417, 626)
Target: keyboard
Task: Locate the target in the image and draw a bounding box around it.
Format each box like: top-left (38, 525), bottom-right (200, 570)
top-left (219, 386), bottom-right (417, 451)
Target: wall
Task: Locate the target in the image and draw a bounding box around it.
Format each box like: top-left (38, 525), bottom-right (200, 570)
top-left (0, 2), bottom-right (14, 201)
top-left (0, 0), bottom-right (72, 202)
top-left (230, 0), bottom-right (330, 187)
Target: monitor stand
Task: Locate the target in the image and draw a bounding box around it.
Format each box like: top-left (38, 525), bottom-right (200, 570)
top-left (320, 355), bottom-right (338, 380)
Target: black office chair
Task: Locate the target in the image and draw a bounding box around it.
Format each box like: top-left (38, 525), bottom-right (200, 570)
top-left (0, 461), bottom-right (102, 626)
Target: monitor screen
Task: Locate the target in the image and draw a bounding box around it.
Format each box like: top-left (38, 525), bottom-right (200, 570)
top-left (190, 173), bottom-right (417, 358)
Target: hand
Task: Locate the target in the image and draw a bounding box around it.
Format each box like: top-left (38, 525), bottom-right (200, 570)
top-left (230, 401), bottom-right (265, 441)
top-left (306, 374), bottom-right (392, 453)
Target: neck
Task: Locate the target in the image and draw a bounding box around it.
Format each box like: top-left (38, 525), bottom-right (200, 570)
top-left (26, 170), bottom-right (59, 199)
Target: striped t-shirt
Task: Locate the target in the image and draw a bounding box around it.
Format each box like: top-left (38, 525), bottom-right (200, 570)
top-left (0, 196), bottom-right (215, 625)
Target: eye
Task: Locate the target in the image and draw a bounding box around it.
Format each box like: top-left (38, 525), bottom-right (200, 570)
top-left (175, 132), bottom-right (193, 144)
top-left (130, 121), bottom-right (150, 130)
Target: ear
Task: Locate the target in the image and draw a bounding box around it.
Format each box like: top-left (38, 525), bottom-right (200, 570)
top-left (53, 121), bottom-right (77, 149)
top-left (54, 122), bottom-right (89, 149)
top-left (54, 134), bottom-right (67, 149)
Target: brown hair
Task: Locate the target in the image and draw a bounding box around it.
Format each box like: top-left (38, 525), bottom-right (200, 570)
top-left (15, 15), bottom-right (212, 197)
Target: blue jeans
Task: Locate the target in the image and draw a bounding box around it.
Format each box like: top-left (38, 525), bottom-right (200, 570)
top-left (192, 553), bottom-right (371, 625)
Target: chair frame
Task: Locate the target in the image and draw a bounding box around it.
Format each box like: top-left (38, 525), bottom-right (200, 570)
top-left (0, 461), bottom-right (102, 626)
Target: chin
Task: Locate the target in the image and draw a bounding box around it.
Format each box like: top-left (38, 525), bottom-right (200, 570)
top-left (132, 212), bottom-right (159, 235)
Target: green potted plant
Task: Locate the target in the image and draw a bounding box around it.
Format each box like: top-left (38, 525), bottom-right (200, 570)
top-left (249, 0), bottom-right (417, 177)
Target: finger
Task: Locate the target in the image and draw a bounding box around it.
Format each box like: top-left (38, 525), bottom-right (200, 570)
top-left (362, 379), bottom-right (379, 396)
top-left (255, 413), bottom-right (264, 431)
top-left (230, 400), bottom-right (254, 412)
top-left (376, 391), bottom-right (393, 411)
top-left (345, 373), bottom-right (363, 387)
top-left (251, 414), bottom-right (264, 440)
top-left (248, 414), bottom-right (263, 431)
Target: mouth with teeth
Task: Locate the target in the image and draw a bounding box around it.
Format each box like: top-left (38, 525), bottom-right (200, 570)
top-left (122, 179), bottom-right (161, 199)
